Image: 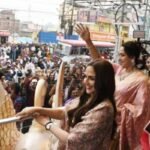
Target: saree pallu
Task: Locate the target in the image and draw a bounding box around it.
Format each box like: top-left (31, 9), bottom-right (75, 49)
top-left (115, 71), bottom-right (150, 150)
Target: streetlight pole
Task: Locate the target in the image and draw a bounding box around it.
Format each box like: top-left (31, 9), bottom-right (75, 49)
top-left (68, 0), bottom-right (74, 36)
top-left (60, 0), bottom-right (66, 29)
top-left (113, 2), bottom-right (140, 62)
top-left (144, 0), bottom-right (150, 40)
top-left (113, 0), bottom-right (126, 63)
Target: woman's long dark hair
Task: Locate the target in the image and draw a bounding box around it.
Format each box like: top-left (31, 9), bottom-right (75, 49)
top-left (68, 59), bottom-right (117, 138)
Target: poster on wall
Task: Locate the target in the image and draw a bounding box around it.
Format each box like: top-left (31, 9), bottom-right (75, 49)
top-left (77, 10), bottom-right (89, 22)
top-left (77, 10), bottom-right (97, 23)
top-left (88, 10), bottom-right (97, 22)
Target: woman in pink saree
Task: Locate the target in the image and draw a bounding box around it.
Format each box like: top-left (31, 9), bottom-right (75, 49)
top-left (115, 65), bottom-right (149, 149)
top-left (75, 24), bottom-right (150, 150)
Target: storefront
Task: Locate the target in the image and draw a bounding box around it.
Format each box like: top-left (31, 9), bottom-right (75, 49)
top-left (0, 30), bottom-right (10, 44)
top-left (89, 16), bottom-right (129, 42)
top-left (76, 10), bottom-right (129, 42)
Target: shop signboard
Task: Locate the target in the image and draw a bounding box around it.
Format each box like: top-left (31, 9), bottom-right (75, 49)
top-left (90, 31), bottom-right (115, 42)
top-left (0, 30), bottom-right (10, 36)
top-left (133, 30), bottom-right (145, 38)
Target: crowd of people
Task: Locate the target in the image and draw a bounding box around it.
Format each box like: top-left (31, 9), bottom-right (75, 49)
top-left (0, 24), bottom-right (150, 150)
top-left (0, 42), bottom-right (87, 133)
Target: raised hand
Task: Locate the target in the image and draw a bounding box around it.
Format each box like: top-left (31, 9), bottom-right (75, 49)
top-left (75, 24), bottom-right (100, 60)
top-left (75, 24), bottom-right (91, 42)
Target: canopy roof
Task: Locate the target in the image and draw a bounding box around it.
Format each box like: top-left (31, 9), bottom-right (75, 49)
top-left (66, 0), bottom-right (143, 9)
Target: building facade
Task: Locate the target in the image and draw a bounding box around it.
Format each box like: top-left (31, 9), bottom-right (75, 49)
top-left (0, 10), bottom-right (20, 34)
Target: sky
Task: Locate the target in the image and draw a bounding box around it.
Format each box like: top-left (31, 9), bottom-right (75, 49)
top-left (0, 0), bottom-right (64, 25)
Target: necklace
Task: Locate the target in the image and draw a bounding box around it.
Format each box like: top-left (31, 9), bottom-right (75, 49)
top-left (119, 69), bottom-right (135, 81)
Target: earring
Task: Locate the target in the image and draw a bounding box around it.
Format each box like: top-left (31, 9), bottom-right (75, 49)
top-left (131, 59), bottom-right (135, 66)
